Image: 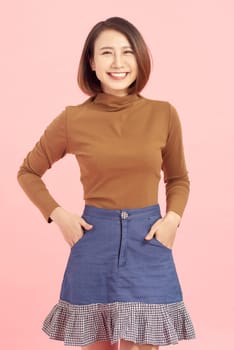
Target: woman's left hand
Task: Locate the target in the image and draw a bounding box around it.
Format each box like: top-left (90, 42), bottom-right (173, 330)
top-left (144, 211), bottom-right (181, 249)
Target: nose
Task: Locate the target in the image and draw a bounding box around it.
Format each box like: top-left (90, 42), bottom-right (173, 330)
top-left (111, 52), bottom-right (124, 68)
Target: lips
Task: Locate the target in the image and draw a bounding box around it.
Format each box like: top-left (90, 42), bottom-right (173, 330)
top-left (107, 72), bottom-right (129, 80)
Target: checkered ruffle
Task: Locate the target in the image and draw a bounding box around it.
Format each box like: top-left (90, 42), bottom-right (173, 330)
top-left (42, 299), bottom-right (196, 346)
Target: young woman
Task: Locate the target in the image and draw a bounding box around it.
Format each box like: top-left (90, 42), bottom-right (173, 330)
top-left (17, 16), bottom-right (196, 350)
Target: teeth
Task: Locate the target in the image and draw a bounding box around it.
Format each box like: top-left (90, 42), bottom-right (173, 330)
top-left (109, 73), bottom-right (127, 77)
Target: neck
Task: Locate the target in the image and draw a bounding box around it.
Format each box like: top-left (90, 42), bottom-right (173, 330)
top-left (92, 91), bottom-right (143, 112)
top-left (102, 91), bottom-right (129, 97)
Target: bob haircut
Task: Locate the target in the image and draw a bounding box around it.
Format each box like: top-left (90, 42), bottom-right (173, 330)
top-left (77, 17), bottom-right (152, 96)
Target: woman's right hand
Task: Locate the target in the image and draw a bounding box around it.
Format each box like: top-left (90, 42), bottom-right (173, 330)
top-left (50, 206), bottom-right (93, 247)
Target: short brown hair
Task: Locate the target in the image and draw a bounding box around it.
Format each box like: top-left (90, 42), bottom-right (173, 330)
top-left (77, 17), bottom-right (152, 96)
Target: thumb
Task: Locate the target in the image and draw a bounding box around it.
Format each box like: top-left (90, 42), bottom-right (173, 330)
top-left (84, 222), bottom-right (93, 230)
top-left (80, 218), bottom-right (93, 230)
top-left (144, 229), bottom-right (155, 240)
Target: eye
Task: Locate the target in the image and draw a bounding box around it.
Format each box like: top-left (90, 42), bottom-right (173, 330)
top-left (124, 50), bottom-right (134, 54)
top-left (102, 51), bottom-right (112, 55)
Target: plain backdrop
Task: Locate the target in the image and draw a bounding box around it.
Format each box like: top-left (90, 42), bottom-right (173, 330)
top-left (1, 1), bottom-right (234, 349)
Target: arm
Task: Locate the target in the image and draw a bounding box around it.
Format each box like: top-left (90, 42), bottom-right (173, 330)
top-left (161, 102), bottom-right (190, 222)
top-left (145, 104), bottom-right (189, 247)
top-left (17, 108), bottom-right (68, 223)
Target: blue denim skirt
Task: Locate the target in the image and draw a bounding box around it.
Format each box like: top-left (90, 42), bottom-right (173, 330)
top-left (42, 203), bottom-right (196, 346)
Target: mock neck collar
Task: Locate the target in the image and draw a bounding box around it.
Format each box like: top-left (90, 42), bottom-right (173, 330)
top-left (92, 92), bottom-right (142, 111)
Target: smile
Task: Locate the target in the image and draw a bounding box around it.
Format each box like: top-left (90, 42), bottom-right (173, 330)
top-left (107, 72), bottom-right (129, 79)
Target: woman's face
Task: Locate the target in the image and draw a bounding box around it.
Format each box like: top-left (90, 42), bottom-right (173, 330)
top-left (90, 29), bottom-right (138, 96)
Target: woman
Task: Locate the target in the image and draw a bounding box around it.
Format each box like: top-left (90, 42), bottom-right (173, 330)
top-left (17, 16), bottom-right (196, 350)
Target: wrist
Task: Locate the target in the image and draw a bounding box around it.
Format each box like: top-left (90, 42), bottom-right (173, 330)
top-left (50, 206), bottom-right (66, 223)
top-left (164, 211), bottom-right (181, 227)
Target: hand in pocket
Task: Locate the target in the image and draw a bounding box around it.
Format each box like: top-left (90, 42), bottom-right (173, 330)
top-left (144, 216), bottom-right (178, 250)
top-left (50, 207), bottom-right (93, 247)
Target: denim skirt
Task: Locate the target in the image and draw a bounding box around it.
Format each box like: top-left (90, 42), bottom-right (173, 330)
top-left (42, 203), bottom-right (196, 346)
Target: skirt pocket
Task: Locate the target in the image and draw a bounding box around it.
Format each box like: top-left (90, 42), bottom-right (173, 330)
top-left (70, 214), bottom-right (94, 251)
top-left (70, 234), bottom-right (86, 250)
top-left (144, 214), bottom-right (172, 251)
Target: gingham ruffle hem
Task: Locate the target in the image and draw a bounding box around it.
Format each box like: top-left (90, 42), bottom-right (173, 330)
top-left (42, 299), bottom-right (196, 347)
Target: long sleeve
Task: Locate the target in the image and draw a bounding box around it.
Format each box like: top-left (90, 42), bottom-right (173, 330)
top-left (17, 108), bottom-right (68, 223)
top-left (161, 103), bottom-right (190, 217)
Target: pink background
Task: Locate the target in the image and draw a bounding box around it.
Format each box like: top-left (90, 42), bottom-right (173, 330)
top-left (1, 1), bottom-right (234, 349)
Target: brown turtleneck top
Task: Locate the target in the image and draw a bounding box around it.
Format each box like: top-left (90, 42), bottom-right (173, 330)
top-left (17, 92), bottom-right (190, 223)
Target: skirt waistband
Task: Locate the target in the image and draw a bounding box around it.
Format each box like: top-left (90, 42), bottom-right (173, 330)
top-left (82, 203), bottom-right (161, 220)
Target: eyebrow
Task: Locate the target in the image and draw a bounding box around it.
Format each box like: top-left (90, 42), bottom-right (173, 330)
top-left (99, 46), bottom-right (133, 51)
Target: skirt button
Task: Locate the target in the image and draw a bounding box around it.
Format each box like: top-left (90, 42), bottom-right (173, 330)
top-left (121, 211), bottom-right (128, 219)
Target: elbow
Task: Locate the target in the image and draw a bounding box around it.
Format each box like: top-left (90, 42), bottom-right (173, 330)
top-left (17, 162), bottom-right (30, 185)
top-left (17, 165), bottom-right (26, 185)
